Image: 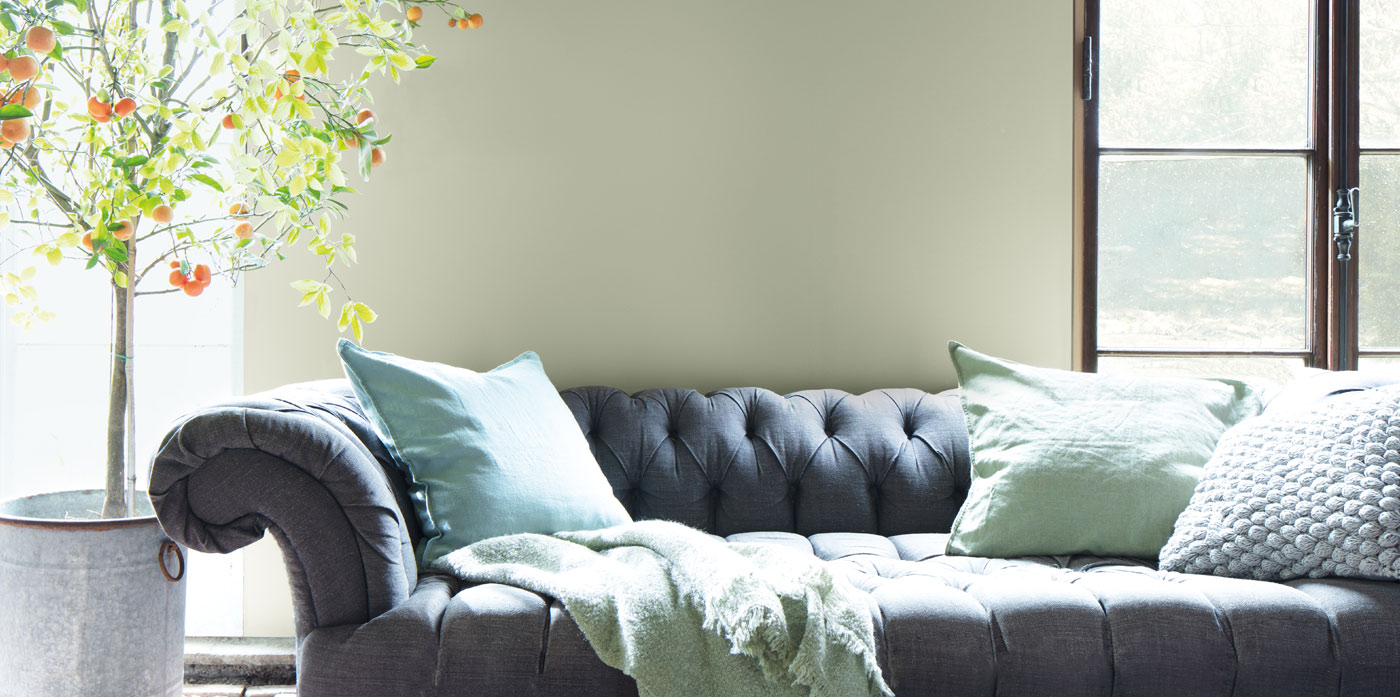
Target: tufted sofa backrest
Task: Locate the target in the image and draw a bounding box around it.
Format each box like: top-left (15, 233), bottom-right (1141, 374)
top-left (560, 386), bottom-right (972, 537)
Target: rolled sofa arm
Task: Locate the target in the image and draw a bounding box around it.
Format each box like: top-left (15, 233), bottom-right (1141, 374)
top-left (149, 380), bottom-right (419, 638)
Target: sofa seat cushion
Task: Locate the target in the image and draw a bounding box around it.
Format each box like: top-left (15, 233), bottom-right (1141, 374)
top-left (297, 532), bottom-right (1400, 697)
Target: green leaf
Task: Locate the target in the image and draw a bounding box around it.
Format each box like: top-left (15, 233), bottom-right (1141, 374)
top-left (115, 155), bottom-right (149, 168)
top-left (190, 173), bottom-right (224, 192)
top-left (67, 0), bottom-right (88, 12)
top-left (337, 302), bottom-right (353, 332)
top-left (51, 20), bottom-right (75, 35)
top-left (113, 270), bottom-right (128, 288)
top-left (414, 55), bottom-right (437, 69)
top-left (290, 279), bottom-right (326, 294)
top-left (357, 141), bottom-right (372, 180)
top-left (0, 104), bottom-right (33, 120)
top-left (0, 13), bottom-right (15, 32)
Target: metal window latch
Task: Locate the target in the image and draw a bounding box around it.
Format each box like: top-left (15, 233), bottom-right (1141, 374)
top-left (1082, 37), bottom-right (1094, 101)
top-left (1333, 187), bottom-right (1359, 261)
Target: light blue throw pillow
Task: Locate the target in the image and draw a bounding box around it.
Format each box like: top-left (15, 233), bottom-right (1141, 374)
top-left (338, 340), bottom-right (631, 566)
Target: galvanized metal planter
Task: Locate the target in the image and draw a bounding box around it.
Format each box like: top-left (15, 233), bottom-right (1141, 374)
top-left (0, 489), bottom-right (186, 697)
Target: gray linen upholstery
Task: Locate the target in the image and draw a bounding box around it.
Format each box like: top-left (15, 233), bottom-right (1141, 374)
top-left (150, 375), bottom-right (1400, 697)
top-left (148, 381), bottom-right (420, 636)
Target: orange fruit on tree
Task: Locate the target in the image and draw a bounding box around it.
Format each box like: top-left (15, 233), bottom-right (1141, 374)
top-left (447, 18), bottom-right (456, 28)
top-left (457, 17), bottom-right (470, 30)
top-left (466, 13), bottom-right (483, 29)
top-left (8, 56), bottom-right (39, 81)
top-left (0, 140), bottom-right (12, 151)
top-left (8, 85), bottom-right (41, 109)
top-left (87, 96), bottom-right (111, 120)
top-left (111, 219), bottom-right (134, 241)
top-left (0, 56), bottom-right (8, 74)
top-left (355, 109), bottom-right (375, 125)
top-left (193, 264), bottom-right (211, 284)
top-left (406, 6), bottom-right (422, 22)
top-left (81, 232), bottom-right (93, 250)
top-left (221, 113), bottom-right (238, 129)
top-left (168, 269), bottom-right (186, 287)
top-left (228, 202), bottom-right (250, 218)
top-left (182, 282), bottom-right (205, 297)
top-left (113, 97), bottom-right (136, 119)
top-left (274, 70), bottom-right (305, 101)
top-left (1, 118), bottom-right (31, 144)
top-left (25, 27), bottom-right (56, 54)
top-left (151, 204), bottom-right (174, 223)
top-left (370, 147), bottom-right (386, 168)
top-left (169, 261), bottom-right (181, 269)
top-left (234, 221), bottom-right (253, 239)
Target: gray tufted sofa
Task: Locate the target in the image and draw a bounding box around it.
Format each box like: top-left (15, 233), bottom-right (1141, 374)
top-left (150, 375), bottom-right (1400, 697)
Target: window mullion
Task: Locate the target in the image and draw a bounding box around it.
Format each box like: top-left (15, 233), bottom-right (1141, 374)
top-left (1075, 0), bottom-right (1100, 373)
top-left (1325, 0), bottom-right (1362, 369)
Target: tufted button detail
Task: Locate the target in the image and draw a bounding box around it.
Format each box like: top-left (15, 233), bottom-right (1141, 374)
top-left (555, 384), bottom-right (970, 538)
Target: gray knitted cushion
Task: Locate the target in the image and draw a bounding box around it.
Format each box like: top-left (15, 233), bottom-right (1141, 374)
top-left (1159, 384), bottom-right (1400, 581)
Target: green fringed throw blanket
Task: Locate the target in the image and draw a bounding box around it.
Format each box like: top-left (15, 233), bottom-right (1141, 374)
top-left (430, 520), bottom-right (891, 697)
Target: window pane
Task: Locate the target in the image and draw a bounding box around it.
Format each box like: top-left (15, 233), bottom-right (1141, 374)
top-left (1361, 0), bottom-right (1400, 147)
top-left (1099, 355), bottom-right (1313, 387)
top-left (1359, 356), bottom-right (1400, 372)
top-left (1359, 155), bottom-right (1400, 347)
top-left (1099, 0), bottom-right (1310, 149)
top-left (0, 252), bottom-right (241, 637)
top-left (1098, 156), bottom-right (1308, 349)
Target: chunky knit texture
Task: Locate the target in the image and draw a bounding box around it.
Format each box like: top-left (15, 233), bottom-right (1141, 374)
top-left (1161, 385), bottom-right (1400, 581)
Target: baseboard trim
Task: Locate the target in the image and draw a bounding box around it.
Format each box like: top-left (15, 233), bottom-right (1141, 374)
top-left (185, 637), bottom-right (295, 686)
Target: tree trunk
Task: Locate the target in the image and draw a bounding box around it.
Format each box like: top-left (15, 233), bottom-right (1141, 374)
top-left (101, 254), bottom-right (133, 519)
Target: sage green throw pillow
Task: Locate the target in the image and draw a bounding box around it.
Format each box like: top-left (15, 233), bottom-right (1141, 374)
top-left (946, 342), bottom-right (1262, 558)
top-left (338, 340), bottom-right (631, 567)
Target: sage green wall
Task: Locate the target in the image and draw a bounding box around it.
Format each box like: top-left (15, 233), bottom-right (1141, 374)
top-left (240, 0), bottom-right (1072, 636)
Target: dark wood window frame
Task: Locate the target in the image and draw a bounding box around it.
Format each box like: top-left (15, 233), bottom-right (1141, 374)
top-left (1075, 0), bottom-right (1376, 372)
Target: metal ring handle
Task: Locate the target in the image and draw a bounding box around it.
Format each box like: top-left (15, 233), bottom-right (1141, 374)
top-left (158, 541), bottom-right (185, 582)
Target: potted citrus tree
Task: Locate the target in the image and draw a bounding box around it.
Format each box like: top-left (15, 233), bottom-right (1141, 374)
top-left (0, 0), bottom-right (482, 694)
